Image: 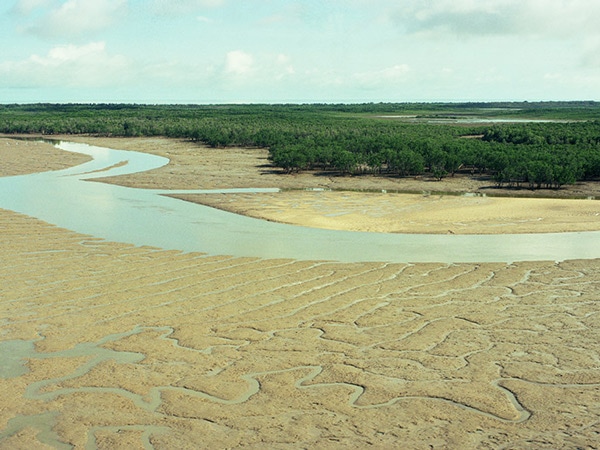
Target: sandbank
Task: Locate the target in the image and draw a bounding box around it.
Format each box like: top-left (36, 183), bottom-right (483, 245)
top-left (40, 135), bottom-right (600, 235)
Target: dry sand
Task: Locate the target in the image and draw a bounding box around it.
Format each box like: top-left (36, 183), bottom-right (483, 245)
top-left (1, 137), bottom-right (600, 449)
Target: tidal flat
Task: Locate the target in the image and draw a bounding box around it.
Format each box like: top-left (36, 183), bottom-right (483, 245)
top-left (1, 137), bottom-right (599, 449)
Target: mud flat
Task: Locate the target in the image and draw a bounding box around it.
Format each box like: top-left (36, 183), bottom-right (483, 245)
top-left (1, 137), bottom-right (600, 449)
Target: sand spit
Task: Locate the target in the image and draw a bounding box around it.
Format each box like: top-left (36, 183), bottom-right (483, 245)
top-left (0, 138), bottom-right (91, 176)
top-left (175, 190), bottom-right (600, 235)
top-left (1, 137), bottom-right (600, 449)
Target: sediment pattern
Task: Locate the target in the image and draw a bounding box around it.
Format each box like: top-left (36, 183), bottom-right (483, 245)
top-left (1, 208), bottom-right (599, 449)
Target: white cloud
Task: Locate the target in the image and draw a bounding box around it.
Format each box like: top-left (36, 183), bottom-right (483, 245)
top-left (4, 0), bottom-right (598, 103)
top-left (275, 54), bottom-right (295, 77)
top-left (11, 0), bottom-right (53, 15)
top-left (389, 0), bottom-right (516, 36)
top-left (219, 51), bottom-right (297, 90)
top-left (150, 0), bottom-right (224, 16)
top-left (224, 50), bottom-right (254, 76)
top-left (581, 38), bottom-right (600, 68)
top-left (297, 63), bottom-right (411, 95)
top-left (526, 0), bottom-right (600, 36)
top-left (354, 64), bottom-right (410, 89)
top-left (389, 0), bottom-right (600, 38)
top-left (0, 42), bottom-right (130, 87)
top-left (25, 0), bottom-right (127, 38)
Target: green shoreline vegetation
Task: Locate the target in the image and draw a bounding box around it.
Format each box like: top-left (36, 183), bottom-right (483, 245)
top-left (1, 102), bottom-right (600, 190)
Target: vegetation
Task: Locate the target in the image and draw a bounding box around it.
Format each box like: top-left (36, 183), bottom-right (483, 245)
top-left (1, 102), bottom-right (600, 190)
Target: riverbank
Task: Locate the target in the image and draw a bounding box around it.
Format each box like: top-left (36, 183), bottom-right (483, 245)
top-left (41, 135), bottom-right (600, 235)
top-left (1, 136), bottom-right (599, 449)
top-left (0, 137), bottom-right (91, 175)
top-left (52, 135), bottom-right (600, 196)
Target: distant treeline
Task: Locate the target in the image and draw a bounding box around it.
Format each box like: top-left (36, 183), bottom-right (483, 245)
top-left (1, 102), bottom-right (600, 189)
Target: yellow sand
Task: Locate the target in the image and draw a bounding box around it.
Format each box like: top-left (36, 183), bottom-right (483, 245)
top-left (179, 190), bottom-right (600, 234)
top-left (1, 137), bottom-right (599, 449)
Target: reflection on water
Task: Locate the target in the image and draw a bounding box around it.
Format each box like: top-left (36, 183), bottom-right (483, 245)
top-left (0, 140), bottom-right (598, 263)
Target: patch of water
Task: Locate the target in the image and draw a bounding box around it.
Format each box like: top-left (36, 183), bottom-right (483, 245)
top-left (0, 140), bottom-right (598, 263)
top-left (0, 340), bottom-right (37, 378)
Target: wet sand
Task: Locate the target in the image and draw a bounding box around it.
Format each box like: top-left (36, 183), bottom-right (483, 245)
top-left (175, 190), bottom-right (600, 235)
top-left (1, 137), bottom-right (600, 449)
top-left (0, 138), bottom-right (91, 176)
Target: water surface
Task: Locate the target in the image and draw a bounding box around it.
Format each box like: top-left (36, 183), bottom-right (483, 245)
top-left (0, 141), bottom-right (598, 263)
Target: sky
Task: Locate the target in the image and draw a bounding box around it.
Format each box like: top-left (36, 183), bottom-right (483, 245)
top-left (1, 0), bottom-right (600, 104)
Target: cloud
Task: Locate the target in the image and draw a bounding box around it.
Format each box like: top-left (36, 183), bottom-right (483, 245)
top-left (22, 0), bottom-right (127, 38)
top-left (219, 51), bottom-right (296, 90)
top-left (581, 38), bottom-right (600, 68)
top-left (11, 0), bottom-right (53, 15)
top-left (390, 0), bottom-right (519, 36)
top-left (389, 0), bottom-right (600, 38)
top-left (353, 64), bottom-right (410, 89)
top-left (298, 63), bottom-right (411, 94)
top-left (275, 54), bottom-right (295, 77)
top-left (150, 0), bottom-right (224, 16)
top-left (224, 50), bottom-right (254, 76)
top-left (0, 42), bottom-right (130, 88)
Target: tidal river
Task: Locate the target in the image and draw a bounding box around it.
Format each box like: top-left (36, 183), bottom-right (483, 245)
top-left (0, 141), bottom-right (598, 263)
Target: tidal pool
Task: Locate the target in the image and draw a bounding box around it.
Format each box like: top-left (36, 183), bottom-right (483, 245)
top-left (0, 140), bottom-right (598, 263)
top-left (0, 340), bottom-right (37, 378)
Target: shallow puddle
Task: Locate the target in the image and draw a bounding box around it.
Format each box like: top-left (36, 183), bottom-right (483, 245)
top-left (0, 339), bottom-right (37, 378)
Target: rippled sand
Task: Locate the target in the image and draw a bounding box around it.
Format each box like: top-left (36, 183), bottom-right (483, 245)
top-left (1, 137), bottom-right (600, 449)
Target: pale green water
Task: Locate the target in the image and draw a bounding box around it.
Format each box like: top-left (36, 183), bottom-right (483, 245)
top-left (0, 140), bottom-right (598, 264)
top-left (0, 340), bottom-right (36, 378)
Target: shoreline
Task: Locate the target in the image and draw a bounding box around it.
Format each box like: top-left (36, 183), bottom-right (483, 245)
top-left (5, 133), bottom-right (599, 198)
top-left (170, 190), bottom-right (600, 235)
top-left (3, 134), bottom-right (598, 235)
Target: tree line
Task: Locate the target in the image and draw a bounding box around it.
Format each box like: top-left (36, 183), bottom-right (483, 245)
top-left (1, 103), bottom-right (600, 190)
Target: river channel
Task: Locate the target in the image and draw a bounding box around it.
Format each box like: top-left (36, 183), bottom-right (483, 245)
top-left (0, 140), bottom-right (598, 263)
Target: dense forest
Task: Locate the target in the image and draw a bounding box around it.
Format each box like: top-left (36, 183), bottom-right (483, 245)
top-left (1, 102), bottom-right (600, 190)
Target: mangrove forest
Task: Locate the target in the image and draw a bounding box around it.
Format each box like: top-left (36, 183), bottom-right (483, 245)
top-left (1, 101), bottom-right (600, 190)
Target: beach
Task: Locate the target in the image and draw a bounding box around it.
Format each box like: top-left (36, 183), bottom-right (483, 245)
top-left (1, 137), bottom-right (599, 449)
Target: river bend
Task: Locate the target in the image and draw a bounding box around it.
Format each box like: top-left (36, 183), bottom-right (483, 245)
top-left (0, 141), bottom-right (598, 263)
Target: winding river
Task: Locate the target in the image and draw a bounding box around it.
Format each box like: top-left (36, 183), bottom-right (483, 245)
top-left (0, 140), bottom-right (598, 263)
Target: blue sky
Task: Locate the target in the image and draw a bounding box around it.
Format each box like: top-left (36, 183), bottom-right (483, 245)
top-left (1, 0), bottom-right (600, 104)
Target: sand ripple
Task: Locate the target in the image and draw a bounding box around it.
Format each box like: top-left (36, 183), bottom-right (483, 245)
top-left (1, 210), bottom-right (599, 449)
top-left (2, 137), bottom-right (599, 448)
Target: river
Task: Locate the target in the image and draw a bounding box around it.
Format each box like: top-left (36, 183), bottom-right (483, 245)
top-left (0, 140), bottom-right (598, 263)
